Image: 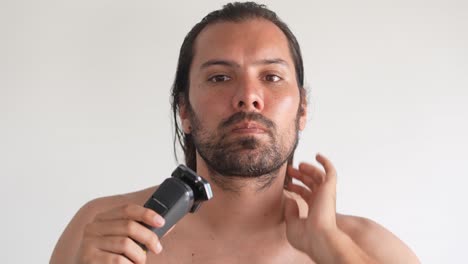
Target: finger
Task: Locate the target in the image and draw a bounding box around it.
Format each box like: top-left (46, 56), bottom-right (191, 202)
top-left (283, 196), bottom-right (307, 250)
top-left (286, 183), bottom-right (313, 203)
top-left (94, 251), bottom-right (133, 264)
top-left (287, 165), bottom-right (301, 178)
top-left (283, 195), bottom-right (305, 237)
top-left (94, 236), bottom-right (147, 264)
top-left (283, 195), bottom-right (300, 221)
top-left (85, 219), bottom-right (161, 255)
top-left (287, 166), bottom-right (318, 190)
top-left (298, 162), bottom-right (325, 185)
top-left (95, 204), bottom-right (165, 228)
top-left (316, 153), bottom-right (337, 184)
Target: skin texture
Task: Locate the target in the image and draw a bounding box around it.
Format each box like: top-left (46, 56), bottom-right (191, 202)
top-left (50, 19), bottom-right (421, 264)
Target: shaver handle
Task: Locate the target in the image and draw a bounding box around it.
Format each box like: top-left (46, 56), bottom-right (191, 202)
top-left (138, 178), bottom-right (194, 250)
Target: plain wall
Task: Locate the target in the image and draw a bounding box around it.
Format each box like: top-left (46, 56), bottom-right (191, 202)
top-left (1, 0), bottom-right (467, 263)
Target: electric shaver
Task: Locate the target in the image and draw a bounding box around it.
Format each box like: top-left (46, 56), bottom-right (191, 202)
top-left (138, 165), bottom-right (213, 249)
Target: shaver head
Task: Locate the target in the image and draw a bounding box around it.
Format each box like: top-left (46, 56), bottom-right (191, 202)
top-left (171, 165), bottom-right (213, 213)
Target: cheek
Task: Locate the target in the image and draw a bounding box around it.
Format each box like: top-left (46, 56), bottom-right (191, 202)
top-left (268, 93), bottom-right (300, 123)
top-left (189, 87), bottom-right (230, 129)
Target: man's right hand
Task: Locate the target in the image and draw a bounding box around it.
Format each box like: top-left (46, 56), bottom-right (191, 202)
top-left (76, 204), bottom-right (165, 264)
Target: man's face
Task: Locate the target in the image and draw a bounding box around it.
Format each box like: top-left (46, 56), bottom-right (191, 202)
top-left (181, 19), bottom-right (307, 177)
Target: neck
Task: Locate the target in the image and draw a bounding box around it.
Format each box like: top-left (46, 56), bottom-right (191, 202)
top-left (193, 158), bottom-right (288, 239)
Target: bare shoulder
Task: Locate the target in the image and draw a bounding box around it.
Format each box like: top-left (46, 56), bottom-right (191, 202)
top-left (336, 214), bottom-right (420, 264)
top-left (286, 192), bottom-right (420, 263)
top-left (71, 185), bottom-right (157, 228)
top-left (50, 186), bottom-right (157, 263)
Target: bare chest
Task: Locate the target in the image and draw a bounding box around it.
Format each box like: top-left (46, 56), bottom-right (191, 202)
top-left (146, 233), bottom-right (314, 264)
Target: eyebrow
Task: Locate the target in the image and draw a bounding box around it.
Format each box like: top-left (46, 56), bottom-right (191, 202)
top-left (201, 59), bottom-right (240, 69)
top-left (253, 58), bottom-right (289, 67)
top-left (200, 58), bottom-right (289, 69)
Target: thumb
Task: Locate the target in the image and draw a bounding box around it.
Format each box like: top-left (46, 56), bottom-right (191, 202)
top-left (284, 195), bottom-right (299, 223)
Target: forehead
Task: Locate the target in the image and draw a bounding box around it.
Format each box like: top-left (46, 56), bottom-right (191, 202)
top-left (191, 18), bottom-right (293, 68)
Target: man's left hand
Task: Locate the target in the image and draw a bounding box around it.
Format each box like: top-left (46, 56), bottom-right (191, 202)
top-left (284, 153), bottom-right (339, 261)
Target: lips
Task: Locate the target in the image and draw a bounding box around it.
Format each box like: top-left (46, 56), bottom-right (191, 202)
top-left (231, 122), bottom-right (268, 134)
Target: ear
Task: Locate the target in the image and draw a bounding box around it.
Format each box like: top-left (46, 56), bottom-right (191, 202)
top-left (299, 105), bottom-right (307, 131)
top-left (178, 97), bottom-right (192, 134)
top-left (298, 89), bottom-right (307, 131)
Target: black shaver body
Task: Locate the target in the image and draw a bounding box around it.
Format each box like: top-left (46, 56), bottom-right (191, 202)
top-left (139, 165), bottom-right (212, 248)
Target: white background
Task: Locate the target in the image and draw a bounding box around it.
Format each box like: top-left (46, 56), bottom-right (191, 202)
top-left (1, 0), bottom-right (467, 263)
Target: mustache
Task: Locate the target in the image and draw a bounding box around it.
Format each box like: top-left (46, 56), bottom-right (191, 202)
top-left (219, 111), bottom-right (276, 131)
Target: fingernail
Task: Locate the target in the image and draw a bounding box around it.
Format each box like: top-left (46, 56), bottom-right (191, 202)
top-left (155, 242), bottom-right (163, 254)
top-left (154, 215), bottom-right (165, 226)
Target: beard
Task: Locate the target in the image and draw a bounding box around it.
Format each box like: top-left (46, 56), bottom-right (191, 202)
top-left (188, 107), bottom-right (300, 181)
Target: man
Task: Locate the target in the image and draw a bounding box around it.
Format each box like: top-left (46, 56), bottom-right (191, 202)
top-left (51, 2), bottom-right (420, 263)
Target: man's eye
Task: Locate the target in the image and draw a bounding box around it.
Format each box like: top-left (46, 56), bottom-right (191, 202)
top-left (208, 75), bottom-right (231, 83)
top-left (264, 74), bottom-right (282, 82)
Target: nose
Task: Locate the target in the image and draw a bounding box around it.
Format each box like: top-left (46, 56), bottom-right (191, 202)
top-left (232, 77), bottom-right (264, 112)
